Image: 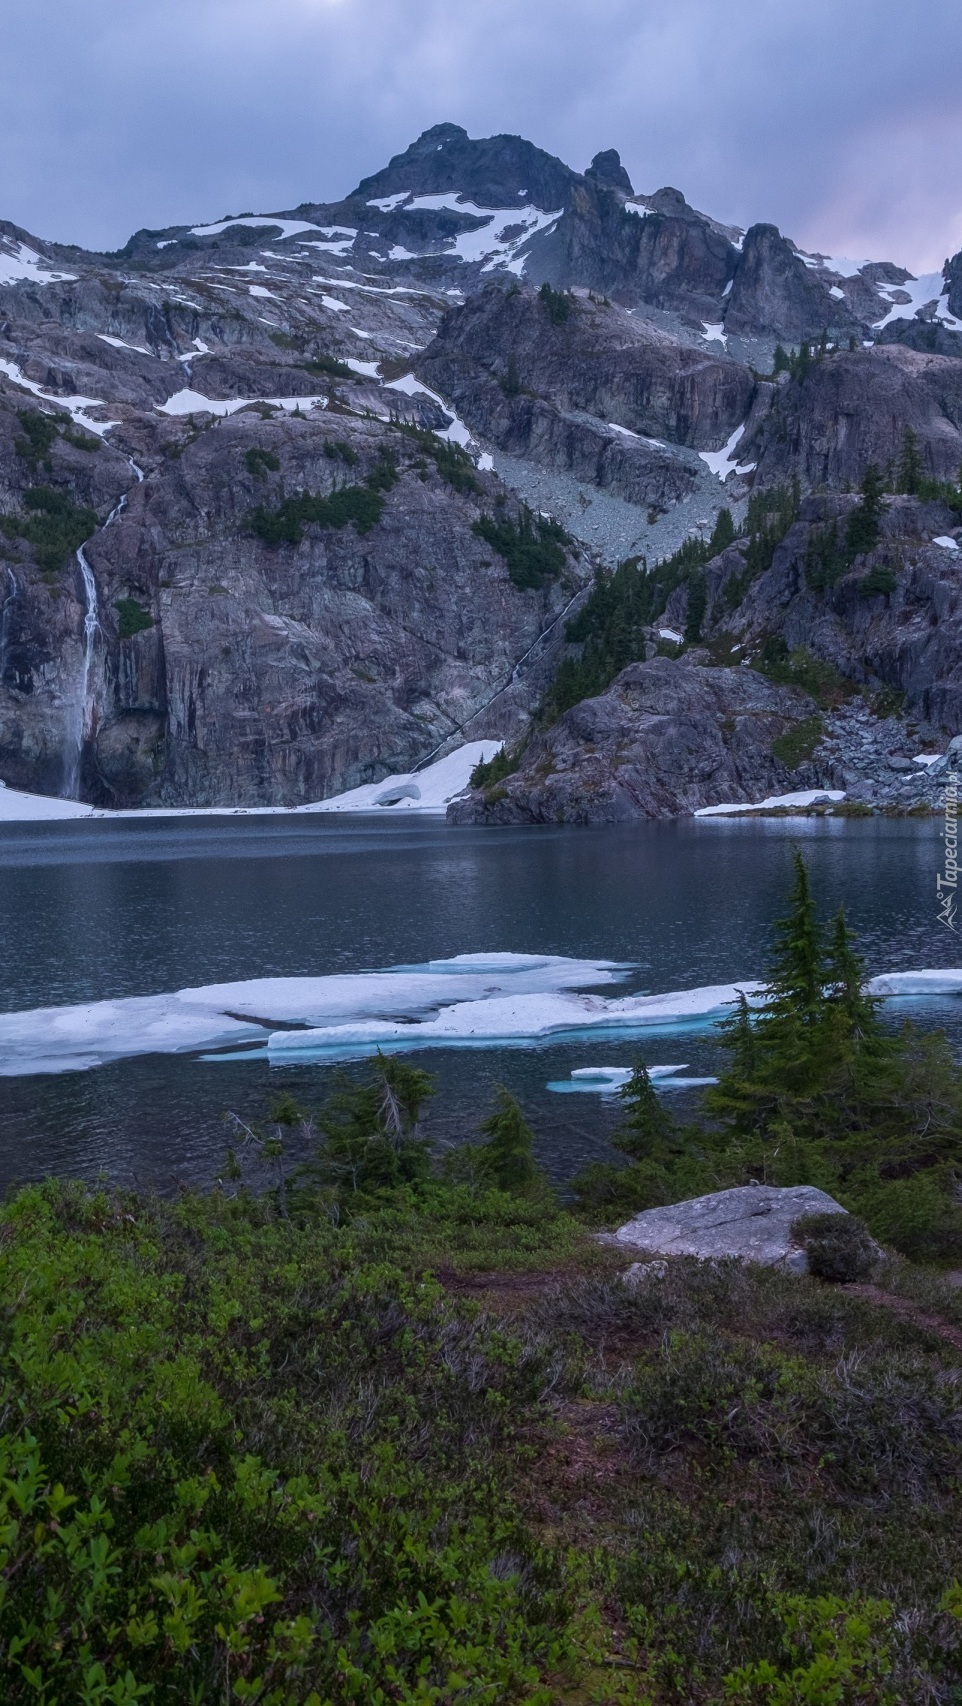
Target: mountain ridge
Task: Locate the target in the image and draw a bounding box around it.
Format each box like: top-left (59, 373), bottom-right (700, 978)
top-left (2, 122), bottom-right (962, 814)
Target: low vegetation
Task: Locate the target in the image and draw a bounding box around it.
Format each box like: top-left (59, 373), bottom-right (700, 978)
top-left (472, 505), bottom-right (570, 590)
top-left (14, 409), bottom-right (100, 469)
top-left (115, 597), bottom-right (154, 639)
top-left (249, 454), bottom-right (397, 546)
top-left (1, 864), bottom-right (961, 1700)
top-left (542, 510), bottom-right (737, 722)
top-left (0, 486), bottom-right (98, 574)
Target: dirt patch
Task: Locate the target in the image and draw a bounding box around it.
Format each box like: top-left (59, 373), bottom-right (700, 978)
top-left (843, 1283), bottom-right (962, 1355)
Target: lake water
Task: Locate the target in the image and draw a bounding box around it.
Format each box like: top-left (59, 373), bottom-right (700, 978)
top-left (0, 814), bottom-right (958, 1193)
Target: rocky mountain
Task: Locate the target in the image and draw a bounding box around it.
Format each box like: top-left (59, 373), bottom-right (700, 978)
top-left (2, 122), bottom-right (962, 811)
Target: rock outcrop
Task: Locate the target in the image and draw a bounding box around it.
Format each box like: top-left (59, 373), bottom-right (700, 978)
top-left (447, 656), bottom-right (817, 824)
top-left (419, 284), bottom-right (755, 452)
top-left (744, 348), bottom-right (962, 489)
top-left (613, 1184), bottom-right (849, 1273)
top-left (724, 224), bottom-right (859, 342)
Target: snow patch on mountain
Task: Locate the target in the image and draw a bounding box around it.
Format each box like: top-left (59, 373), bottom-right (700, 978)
top-left (189, 215), bottom-right (321, 240)
top-left (0, 239), bottom-right (76, 286)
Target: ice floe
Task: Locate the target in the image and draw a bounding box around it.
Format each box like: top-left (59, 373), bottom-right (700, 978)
top-left (0, 954), bottom-right (626, 1077)
top-left (696, 790), bottom-right (846, 817)
top-left (546, 1063), bottom-right (719, 1095)
top-left (264, 981), bottom-right (766, 1065)
top-left (865, 970), bottom-right (962, 997)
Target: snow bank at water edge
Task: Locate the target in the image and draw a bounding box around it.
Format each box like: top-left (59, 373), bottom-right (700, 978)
top-left (0, 742), bottom-right (504, 822)
top-left (0, 955), bottom-right (626, 1076)
top-left (0, 782), bottom-right (93, 822)
top-left (696, 791), bottom-right (846, 817)
top-left (305, 741), bottom-right (503, 813)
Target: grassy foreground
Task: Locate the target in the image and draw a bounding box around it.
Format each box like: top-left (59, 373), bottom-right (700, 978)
top-left (0, 1177), bottom-right (961, 1704)
top-left (4, 857), bottom-right (962, 1702)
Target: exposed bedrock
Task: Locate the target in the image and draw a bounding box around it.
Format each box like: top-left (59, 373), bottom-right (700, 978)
top-left (418, 283), bottom-right (755, 452)
top-left (667, 494), bottom-right (962, 734)
top-left (724, 223), bottom-right (860, 343)
top-left (744, 347), bottom-right (962, 489)
top-left (447, 656), bottom-right (816, 825)
top-left (1, 406), bottom-right (591, 808)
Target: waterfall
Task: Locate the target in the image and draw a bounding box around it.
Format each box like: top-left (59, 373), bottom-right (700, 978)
top-left (65, 454), bottom-right (146, 800)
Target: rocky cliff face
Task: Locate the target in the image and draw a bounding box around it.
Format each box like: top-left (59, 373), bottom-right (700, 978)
top-left (448, 656), bottom-right (817, 824)
top-left (2, 120), bottom-right (962, 810)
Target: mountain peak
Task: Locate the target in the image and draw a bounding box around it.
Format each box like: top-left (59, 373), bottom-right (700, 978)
top-left (350, 126), bottom-right (578, 212)
top-left (586, 149), bottom-right (634, 196)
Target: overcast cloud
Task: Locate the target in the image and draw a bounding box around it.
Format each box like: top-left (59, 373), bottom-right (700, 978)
top-left (2, 0), bottom-right (961, 270)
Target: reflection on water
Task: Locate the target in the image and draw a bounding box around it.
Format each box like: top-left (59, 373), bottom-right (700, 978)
top-left (0, 813), bottom-right (956, 1191)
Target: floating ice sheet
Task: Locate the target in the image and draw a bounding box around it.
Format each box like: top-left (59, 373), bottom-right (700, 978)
top-left (0, 955), bottom-right (628, 1077)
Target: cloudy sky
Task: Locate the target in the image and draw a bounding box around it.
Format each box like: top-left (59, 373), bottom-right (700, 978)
top-left (3, 0), bottom-right (961, 270)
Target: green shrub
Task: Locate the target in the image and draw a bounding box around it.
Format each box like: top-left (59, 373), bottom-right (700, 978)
top-left (469, 744), bottom-right (520, 789)
top-left (303, 352), bottom-right (353, 378)
top-left (0, 486), bottom-right (98, 572)
top-left (14, 409), bottom-right (59, 467)
top-left (860, 561), bottom-right (898, 597)
top-left (792, 1211), bottom-right (877, 1282)
top-left (472, 505), bottom-right (569, 589)
top-left (115, 597), bottom-right (153, 638)
top-left (244, 446), bottom-right (281, 479)
top-left (322, 437), bottom-right (358, 465)
top-left (771, 714), bottom-right (823, 767)
top-left (757, 637), bottom-right (852, 708)
top-left (250, 459), bottom-right (389, 546)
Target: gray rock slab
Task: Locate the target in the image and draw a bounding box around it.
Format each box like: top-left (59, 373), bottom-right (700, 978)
top-left (614, 1184), bottom-right (847, 1273)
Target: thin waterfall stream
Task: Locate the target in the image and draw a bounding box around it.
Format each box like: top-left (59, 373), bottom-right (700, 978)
top-left (66, 454), bottom-right (145, 799)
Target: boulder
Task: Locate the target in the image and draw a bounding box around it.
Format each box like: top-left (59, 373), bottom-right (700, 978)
top-left (613, 1184), bottom-right (849, 1273)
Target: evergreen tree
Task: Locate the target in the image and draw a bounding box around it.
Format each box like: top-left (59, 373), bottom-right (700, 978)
top-left (846, 465), bottom-right (885, 556)
top-left (709, 507), bottom-right (736, 553)
top-left (479, 1086), bottom-right (545, 1195)
top-left (303, 1053), bottom-right (436, 1203)
top-left (771, 344), bottom-right (791, 376)
top-left (897, 427), bottom-right (923, 496)
top-left (612, 1064), bottom-right (675, 1161)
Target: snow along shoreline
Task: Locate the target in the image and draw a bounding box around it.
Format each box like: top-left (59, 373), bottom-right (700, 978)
top-left (0, 741), bottom-right (504, 824)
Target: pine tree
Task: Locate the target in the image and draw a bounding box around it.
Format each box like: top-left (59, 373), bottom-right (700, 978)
top-left (709, 507), bottom-right (736, 553)
top-left (897, 428), bottom-right (923, 496)
top-left (479, 1086), bottom-right (544, 1195)
top-left (612, 1064), bottom-right (674, 1161)
top-left (823, 906), bottom-right (883, 1047)
top-left (846, 465), bottom-right (885, 556)
top-left (771, 344), bottom-right (790, 376)
top-left (768, 850), bottom-right (824, 1025)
